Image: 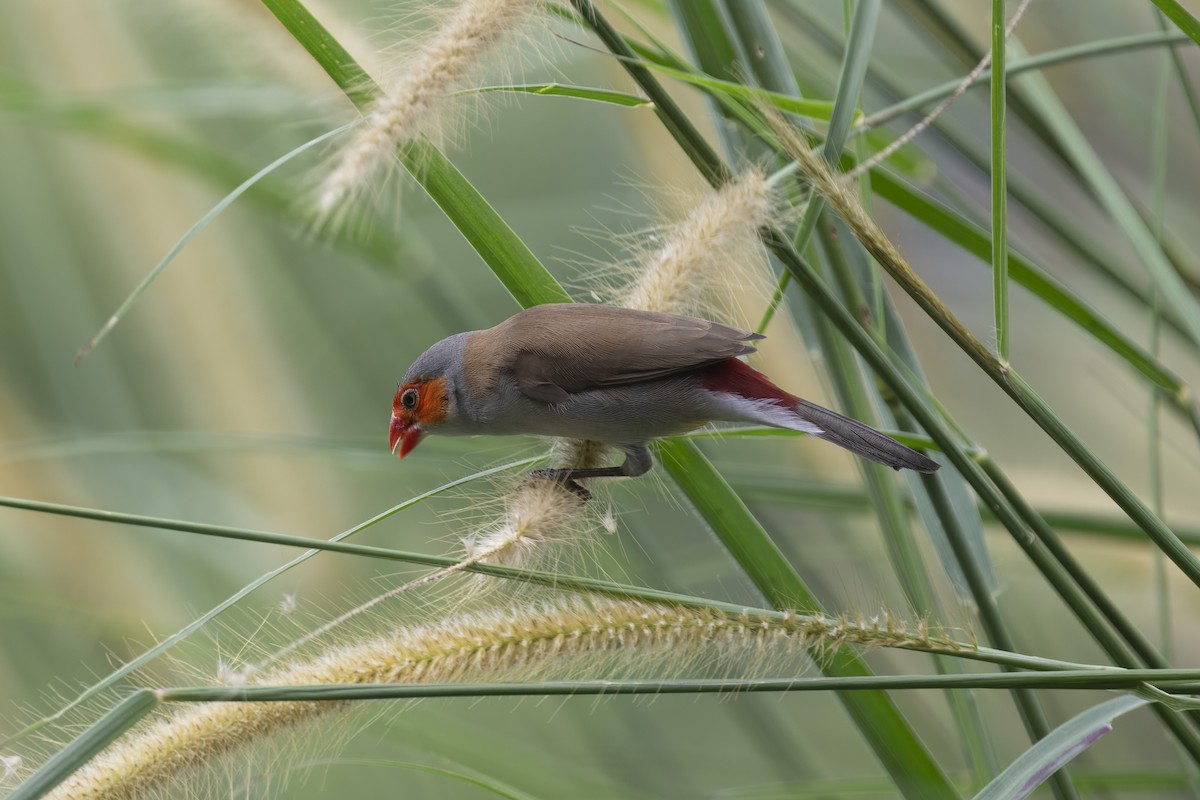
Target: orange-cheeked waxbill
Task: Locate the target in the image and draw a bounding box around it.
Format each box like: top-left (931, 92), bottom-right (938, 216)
top-left (390, 304), bottom-right (938, 492)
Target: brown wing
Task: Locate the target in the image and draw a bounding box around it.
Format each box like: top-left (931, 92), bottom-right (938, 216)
top-left (467, 304), bottom-right (763, 404)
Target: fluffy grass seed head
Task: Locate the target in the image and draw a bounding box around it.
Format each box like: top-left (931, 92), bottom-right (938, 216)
top-left (620, 168), bottom-right (775, 321)
top-left (43, 598), bottom-right (963, 800)
top-left (461, 475), bottom-right (590, 569)
top-left (315, 0), bottom-right (542, 221)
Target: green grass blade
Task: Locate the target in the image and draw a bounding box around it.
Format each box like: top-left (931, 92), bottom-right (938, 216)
top-left (824, 0), bottom-right (877, 154)
top-left (1154, 14), bottom-right (1200, 136)
top-left (260, 0), bottom-right (570, 308)
top-left (5, 479), bottom-right (847, 614)
top-left (886, 0), bottom-right (1066, 169)
top-left (1149, 0), bottom-right (1200, 46)
top-left (730, 475), bottom-right (1200, 548)
top-left (461, 82), bottom-right (651, 107)
top-left (759, 229), bottom-right (1200, 761)
top-left (660, 0), bottom-right (740, 78)
top-left (570, 0), bottom-right (729, 186)
top-left (399, 138), bottom-right (571, 306)
top-left (655, 437), bottom-right (959, 800)
top-left (654, 439), bottom-right (804, 608)
top-left (976, 456), bottom-right (1182, 676)
top-left (791, 0), bottom-right (877, 257)
top-left (0, 431), bottom-right (395, 464)
top-left (712, 4), bottom-right (1000, 779)
top-left (259, 0), bottom-right (373, 107)
top-left (973, 696), bottom-right (1151, 800)
top-left (0, 81), bottom-right (416, 268)
top-left (921, 471), bottom-right (1077, 800)
top-left (827, 216), bottom-right (997, 601)
top-left (1007, 37), bottom-right (1200, 348)
top-left (778, 22), bottom-right (1198, 347)
top-left (1005, 370), bottom-right (1200, 590)
top-left (154, 670), bottom-right (1200, 702)
top-left (73, 120), bottom-right (357, 363)
top-left (644, 61), bottom-right (839, 121)
top-left (991, 0), bottom-right (1008, 363)
top-left (860, 30), bottom-right (1190, 129)
top-left (8, 690), bottom-right (159, 800)
top-left (868, 169), bottom-right (1188, 402)
top-left (0, 481), bottom-right (537, 569)
top-left (798, 176), bottom-right (1200, 598)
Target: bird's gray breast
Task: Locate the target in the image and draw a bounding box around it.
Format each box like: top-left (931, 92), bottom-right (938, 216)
top-left (465, 373), bottom-right (716, 444)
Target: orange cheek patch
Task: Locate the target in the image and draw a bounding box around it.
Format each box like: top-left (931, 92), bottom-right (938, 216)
top-left (415, 377), bottom-right (449, 426)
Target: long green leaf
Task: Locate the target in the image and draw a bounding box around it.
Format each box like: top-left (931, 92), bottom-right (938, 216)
top-left (1008, 37), bottom-right (1200, 348)
top-left (859, 30), bottom-right (1191, 129)
top-left (1149, 0), bottom-right (1200, 46)
top-left (0, 80), bottom-right (416, 268)
top-left (260, 0), bottom-right (569, 308)
top-left (868, 169), bottom-right (1189, 403)
top-left (152, 670), bottom-right (1200, 701)
top-left (584, 2), bottom-right (1200, 774)
top-left (990, 0), bottom-right (1009, 363)
top-left (730, 474), bottom-right (1200, 548)
top-left (775, 17), bottom-right (1198, 349)
top-left (7, 691), bottom-right (160, 800)
top-left (462, 82), bottom-right (651, 107)
top-left (656, 438), bottom-right (959, 800)
top-left (74, 120), bottom-right (357, 362)
top-left (714, 0), bottom-right (1000, 781)
top-left (973, 696), bottom-right (1151, 800)
top-left (640, 60), bottom-right (839, 121)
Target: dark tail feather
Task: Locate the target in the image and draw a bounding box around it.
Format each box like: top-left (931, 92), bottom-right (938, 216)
top-left (793, 400), bottom-right (940, 473)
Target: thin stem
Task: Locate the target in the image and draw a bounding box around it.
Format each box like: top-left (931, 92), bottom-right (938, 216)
top-left (921, 470), bottom-right (1077, 800)
top-left (859, 30), bottom-right (1190, 130)
top-left (1150, 36), bottom-right (1171, 658)
top-left (157, 670), bottom-right (1200, 702)
top-left (991, 0), bottom-right (1009, 363)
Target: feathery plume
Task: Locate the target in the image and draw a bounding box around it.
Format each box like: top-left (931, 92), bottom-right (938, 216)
top-left (623, 169), bottom-right (773, 318)
top-left (316, 0), bottom-right (540, 216)
top-left (46, 599), bottom-right (962, 799)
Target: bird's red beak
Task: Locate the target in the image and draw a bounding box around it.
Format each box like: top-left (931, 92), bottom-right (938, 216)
top-left (389, 414), bottom-right (426, 459)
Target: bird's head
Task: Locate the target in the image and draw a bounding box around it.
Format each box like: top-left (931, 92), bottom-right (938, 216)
top-left (389, 376), bottom-right (449, 458)
top-left (389, 333), bottom-right (469, 459)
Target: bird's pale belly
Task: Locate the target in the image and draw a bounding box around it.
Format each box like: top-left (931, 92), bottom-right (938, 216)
top-left (456, 379), bottom-right (714, 444)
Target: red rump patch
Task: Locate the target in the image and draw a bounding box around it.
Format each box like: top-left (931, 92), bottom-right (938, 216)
top-left (700, 358), bottom-right (797, 407)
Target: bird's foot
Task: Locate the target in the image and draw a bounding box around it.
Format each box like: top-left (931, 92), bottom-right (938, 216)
top-left (528, 469), bottom-right (592, 501)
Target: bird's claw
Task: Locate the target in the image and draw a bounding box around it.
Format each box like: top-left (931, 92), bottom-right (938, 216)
top-left (528, 469), bottom-right (592, 501)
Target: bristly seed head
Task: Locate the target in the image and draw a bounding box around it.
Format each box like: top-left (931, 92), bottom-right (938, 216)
top-left (43, 598), bottom-right (965, 800)
top-left (622, 169), bottom-right (774, 319)
top-left (316, 0), bottom-right (542, 218)
top-left (463, 478), bottom-right (586, 568)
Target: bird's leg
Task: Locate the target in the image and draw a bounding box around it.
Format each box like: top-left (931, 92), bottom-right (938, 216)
top-left (529, 444), bottom-right (652, 500)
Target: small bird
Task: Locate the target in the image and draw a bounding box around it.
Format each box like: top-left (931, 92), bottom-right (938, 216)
top-left (390, 304), bottom-right (938, 495)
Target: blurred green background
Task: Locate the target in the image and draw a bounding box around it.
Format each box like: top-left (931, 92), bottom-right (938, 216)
top-left (2, 0), bottom-right (1199, 797)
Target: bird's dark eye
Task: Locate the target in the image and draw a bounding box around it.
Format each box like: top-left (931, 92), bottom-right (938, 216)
top-left (401, 388), bottom-right (419, 410)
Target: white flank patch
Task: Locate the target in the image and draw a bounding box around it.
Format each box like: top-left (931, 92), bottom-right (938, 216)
top-left (711, 392), bottom-right (823, 435)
